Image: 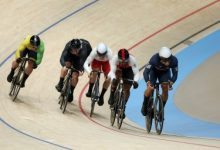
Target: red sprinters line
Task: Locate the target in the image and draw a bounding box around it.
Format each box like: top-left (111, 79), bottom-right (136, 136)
top-left (78, 0), bottom-right (220, 148)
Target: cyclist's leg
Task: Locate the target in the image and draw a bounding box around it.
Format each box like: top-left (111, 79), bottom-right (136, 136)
top-left (122, 67), bottom-right (134, 103)
top-left (158, 70), bottom-right (170, 108)
top-left (7, 50), bottom-right (24, 82)
top-left (20, 50), bottom-right (37, 87)
top-left (108, 69), bottom-right (121, 106)
top-left (68, 59), bottom-right (81, 102)
top-left (86, 59), bottom-right (100, 97)
top-left (55, 55), bottom-right (68, 92)
top-left (141, 70), bottom-right (156, 116)
top-left (121, 67), bottom-right (134, 118)
top-left (98, 61), bottom-right (111, 106)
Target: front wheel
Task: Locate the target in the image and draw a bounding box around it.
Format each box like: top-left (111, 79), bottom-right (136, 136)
top-left (110, 91), bottom-right (119, 126)
top-left (9, 70), bottom-right (23, 101)
top-left (145, 97), bottom-right (154, 133)
top-left (60, 79), bottom-right (71, 114)
top-left (154, 95), bottom-right (164, 135)
top-left (117, 92), bottom-right (126, 129)
top-left (90, 80), bottom-right (99, 117)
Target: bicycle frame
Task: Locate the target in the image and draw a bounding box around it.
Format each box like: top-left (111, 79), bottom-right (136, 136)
top-left (90, 70), bottom-right (102, 117)
top-left (110, 78), bottom-right (134, 129)
top-left (59, 67), bottom-right (78, 113)
top-left (153, 82), bottom-right (164, 135)
top-left (9, 57), bottom-right (30, 101)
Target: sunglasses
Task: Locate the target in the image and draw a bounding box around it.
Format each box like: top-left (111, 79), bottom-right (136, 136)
top-left (118, 59), bottom-right (129, 63)
top-left (160, 57), bottom-right (170, 62)
top-left (97, 51), bottom-right (107, 57)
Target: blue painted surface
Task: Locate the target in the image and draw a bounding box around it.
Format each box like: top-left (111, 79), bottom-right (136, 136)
top-left (127, 29), bottom-right (220, 138)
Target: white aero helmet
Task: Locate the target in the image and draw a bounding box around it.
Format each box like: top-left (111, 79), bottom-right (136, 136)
top-left (159, 47), bottom-right (172, 58)
top-left (97, 43), bottom-right (107, 56)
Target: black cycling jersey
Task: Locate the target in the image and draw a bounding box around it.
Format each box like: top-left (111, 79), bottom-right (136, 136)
top-left (60, 39), bottom-right (92, 71)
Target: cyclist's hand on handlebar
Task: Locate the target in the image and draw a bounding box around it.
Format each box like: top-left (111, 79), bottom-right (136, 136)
top-left (79, 70), bottom-right (84, 76)
top-left (16, 57), bottom-right (22, 63)
top-left (133, 81), bottom-right (139, 89)
top-left (169, 81), bottom-right (173, 90)
top-left (33, 63), bottom-right (38, 69)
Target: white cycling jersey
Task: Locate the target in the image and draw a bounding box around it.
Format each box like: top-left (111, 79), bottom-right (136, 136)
top-left (108, 55), bottom-right (140, 82)
top-left (83, 46), bottom-right (112, 73)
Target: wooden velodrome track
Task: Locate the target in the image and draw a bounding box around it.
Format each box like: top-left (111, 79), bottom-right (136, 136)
top-left (0, 0), bottom-right (220, 149)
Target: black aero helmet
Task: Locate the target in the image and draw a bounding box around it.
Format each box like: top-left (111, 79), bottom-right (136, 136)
top-left (118, 48), bottom-right (129, 62)
top-left (30, 35), bottom-right (40, 47)
top-left (70, 39), bottom-right (81, 49)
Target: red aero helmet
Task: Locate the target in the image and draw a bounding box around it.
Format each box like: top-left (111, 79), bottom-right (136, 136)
top-left (118, 49), bottom-right (129, 62)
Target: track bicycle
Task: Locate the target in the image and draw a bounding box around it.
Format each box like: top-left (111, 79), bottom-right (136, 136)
top-left (9, 57), bottom-right (30, 101)
top-left (110, 78), bottom-right (135, 129)
top-left (59, 67), bottom-right (78, 113)
top-left (146, 82), bottom-right (172, 134)
top-left (89, 70), bottom-right (104, 117)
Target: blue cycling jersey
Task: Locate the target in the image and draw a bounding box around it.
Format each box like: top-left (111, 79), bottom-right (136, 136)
top-left (143, 53), bottom-right (178, 83)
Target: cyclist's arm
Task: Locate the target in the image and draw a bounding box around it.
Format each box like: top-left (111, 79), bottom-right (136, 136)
top-left (143, 63), bottom-right (153, 83)
top-left (130, 56), bottom-right (140, 82)
top-left (143, 55), bottom-right (156, 82)
top-left (35, 41), bottom-right (45, 65)
top-left (78, 49), bottom-right (90, 72)
top-left (80, 39), bottom-right (92, 56)
top-left (83, 50), bottom-right (96, 73)
top-left (15, 36), bottom-right (30, 59)
top-left (170, 61), bottom-right (178, 83)
top-left (108, 55), bottom-right (117, 80)
top-left (107, 48), bottom-right (113, 60)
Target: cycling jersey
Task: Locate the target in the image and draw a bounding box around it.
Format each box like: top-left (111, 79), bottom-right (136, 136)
top-left (60, 39), bottom-right (92, 71)
top-left (15, 35), bottom-right (45, 65)
top-left (143, 53), bottom-right (178, 83)
top-left (108, 55), bottom-right (140, 82)
top-left (83, 46), bottom-right (112, 73)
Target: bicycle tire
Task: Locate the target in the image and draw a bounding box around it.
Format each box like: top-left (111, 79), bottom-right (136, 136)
top-left (9, 68), bottom-right (23, 101)
top-left (145, 97), bottom-right (154, 133)
top-left (61, 78), bottom-right (70, 113)
top-left (110, 91), bottom-right (119, 126)
top-left (90, 77), bottom-right (99, 117)
top-left (59, 78), bottom-right (68, 110)
top-left (117, 92), bottom-right (125, 129)
top-left (154, 95), bottom-right (164, 135)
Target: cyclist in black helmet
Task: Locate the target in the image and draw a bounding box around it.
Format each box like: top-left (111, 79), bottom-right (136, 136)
top-left (55, 38), bottom-right (92, 102)
top-left (7, 35), bottom-right (45, 88)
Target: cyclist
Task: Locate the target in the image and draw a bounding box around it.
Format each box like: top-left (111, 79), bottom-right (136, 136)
top-left (84, 43), bottom-right (112, 106)
top-left (141, 47), bottom-right (178, 116)
top-left (7, 35), bottom-right (45, 88)
top-left (55, 39), bottom-right (92, 102)
top-left (108, 49), bottom-right (139, 117)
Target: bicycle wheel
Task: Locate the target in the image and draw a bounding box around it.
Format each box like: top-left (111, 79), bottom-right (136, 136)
top-left (110, 91), bottom-right (119, 126)
top-left (117, 92), bottom-right (126, 129)
top-left (61, 79), bottom-right (70, 113)
top-left (154, 95), bottom-right (164, 135)
top-left (59, 78), bottom-right (67, 109)
top-left (90, 80), bottom-right (99, 117)
top-left (145, 97), bottom-right (154, 133)
top-left (9, 69), bottom-right (23, 101)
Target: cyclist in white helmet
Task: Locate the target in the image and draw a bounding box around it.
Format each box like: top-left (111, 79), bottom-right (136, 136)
top-left (84, 43), bottom-right (112, 106)
top-left (141, 47), bottom-right (178, 116)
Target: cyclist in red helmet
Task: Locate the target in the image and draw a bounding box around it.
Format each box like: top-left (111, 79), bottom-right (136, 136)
top-left (7, 35), bottom-right (45, 88)
top-left (108, 49), bottom-right (140, 118)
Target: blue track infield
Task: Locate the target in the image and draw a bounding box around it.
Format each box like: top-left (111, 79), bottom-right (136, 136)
top-left (127, 29), bottom-right (220, 139)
